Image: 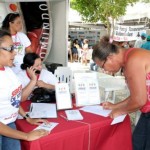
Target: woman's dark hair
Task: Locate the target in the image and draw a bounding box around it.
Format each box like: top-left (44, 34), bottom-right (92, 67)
top-left (73, 39), bottom-right (78, 44)
top-left (1, 13), bottom-right (20, 30)
top-left (0, 29), bottom-right (11, 46)
top-left (21, 53), bottom-right (40, 70)
top-left (92, 36), bottom-right (119, 61)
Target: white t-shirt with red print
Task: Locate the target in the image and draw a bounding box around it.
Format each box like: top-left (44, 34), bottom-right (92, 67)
top-left (18, 69), bottom-right (58, 88)
top-left (0, 67), bottom-right (22, 125)
top-left (17, 69), bottom-right (58, 99)
top-left (11, 32), bottom-right (31, 74)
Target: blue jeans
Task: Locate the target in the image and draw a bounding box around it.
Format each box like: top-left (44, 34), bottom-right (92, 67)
top-left (0, 122), bottom-right (21, 150)
top-left (133, 113), bottom-right (150, 150)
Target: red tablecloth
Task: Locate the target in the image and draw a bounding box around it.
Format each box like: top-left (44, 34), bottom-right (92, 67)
top-left (16, 101), bottom-right (133, 150)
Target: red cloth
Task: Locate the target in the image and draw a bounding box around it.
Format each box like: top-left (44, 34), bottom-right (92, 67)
top-left (16, 101), bottom-right (133, 150)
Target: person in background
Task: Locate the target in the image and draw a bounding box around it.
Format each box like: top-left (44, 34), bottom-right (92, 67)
top-left (17, 53), bottom-right (58, 101)
top-left (1, 13), bottom-right (33, 74)
top-left (0, 30), bottom-right (49, 150)
top-left (78, 38), bottom-right (84, 49)
top-left (71, 39), bottom-right (79, 62)
top-left (128, 41), bottom-right (135, 48)
top-left (134, 32), bottom-right (147, 48)
top-left (27, 28), bottom-right (42, 53)
top-left (141, 35), bottom-right (150, 50)
top-left (81, 39), bottom-right (89, 65)
top-left (68, 35), bottom-right (72, 62)
top-left (90, 60), bottom-right (98, 71)
top-left (92, 35), bottom-right (150, 150)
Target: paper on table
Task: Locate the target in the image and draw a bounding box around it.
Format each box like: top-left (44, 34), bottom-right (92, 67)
top-left (29, 103), bottom-right (57, 118)
top-left (34, 122), bottom-right (59, 132)
top-left (111, 114), bottom-right (127, 125)
top-left (80, 105), bottom-right (111, 117)
top-left (65, 110), bottom-right (83, 120)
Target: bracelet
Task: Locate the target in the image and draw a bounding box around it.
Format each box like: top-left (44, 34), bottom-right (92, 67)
top-left (23, 113), bottom-right (30, 119)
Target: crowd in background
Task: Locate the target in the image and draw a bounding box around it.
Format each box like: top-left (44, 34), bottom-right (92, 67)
top-left (68, 32), bottom-right (150, 75)
top-left (68, 35), bottom-right (93, 65)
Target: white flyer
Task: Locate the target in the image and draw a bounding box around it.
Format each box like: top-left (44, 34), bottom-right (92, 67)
top-left (65, 110), bottom-right (83, 120)
top-left (34, 122), bottom-right (59, 132)
top-left (75, 81), bottom-right (89, 106)
top-left (111, 114), bottom-right (127, 125)
top-left (80, 105), bottom-right (111, 117)
top-left (87, 80), bottom-right (100, 105)
top-left (74, 73), bottom-right (100, 106)
top-left (55, 83), bottom-right (72, 110)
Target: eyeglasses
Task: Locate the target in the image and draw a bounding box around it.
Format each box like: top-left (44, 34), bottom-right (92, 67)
top-left (0, 45), bottom-right (16, 53)
top-left (101, 59), bottom-right (107, 69)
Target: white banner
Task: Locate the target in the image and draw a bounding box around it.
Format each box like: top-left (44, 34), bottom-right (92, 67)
top-left (113, 25), bottom-right (146, 41)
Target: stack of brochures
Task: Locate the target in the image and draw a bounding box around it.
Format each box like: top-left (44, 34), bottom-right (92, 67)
top-left (65, 110), bottom-right (83, 120)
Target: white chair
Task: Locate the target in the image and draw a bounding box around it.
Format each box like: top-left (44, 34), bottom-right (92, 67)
top-left (99, 77), bottom-right (127, 103)
top-left (54, 67), bottom-right (73, 93)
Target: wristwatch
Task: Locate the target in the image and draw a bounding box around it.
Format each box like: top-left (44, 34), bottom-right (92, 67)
top-left (23, 113), bottom-right (30, 119)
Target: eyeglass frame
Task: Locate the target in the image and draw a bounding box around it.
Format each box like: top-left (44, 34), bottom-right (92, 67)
top-left (0, 45), bottom-right (16, 53)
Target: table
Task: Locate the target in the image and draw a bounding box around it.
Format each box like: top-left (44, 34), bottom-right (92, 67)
top-left (16, 101), bottom-right (133, 150)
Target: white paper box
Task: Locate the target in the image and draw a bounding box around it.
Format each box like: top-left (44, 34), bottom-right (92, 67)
top-left (74, 73), bottom-right (101, 106)
top-left (55, 83), bottom-right (72, 110)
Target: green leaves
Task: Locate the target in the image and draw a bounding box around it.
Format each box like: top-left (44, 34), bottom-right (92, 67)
top-left (70, 0), bottom-right (139, 34)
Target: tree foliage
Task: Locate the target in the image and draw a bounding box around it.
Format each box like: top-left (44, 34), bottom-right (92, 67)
top-left (71, 0), bottom-right (139, 34)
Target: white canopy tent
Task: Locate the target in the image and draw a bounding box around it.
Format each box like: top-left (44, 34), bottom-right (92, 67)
top-left (68, 8), bottom-right (105, 29)
top-left (69, 8), bottom-right (82, 22)
top-left (123, 2), bottom-right (150, 21)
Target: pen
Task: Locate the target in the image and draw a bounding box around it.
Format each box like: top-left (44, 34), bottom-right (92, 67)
top-left (59, 114), bottom-right (68, 121)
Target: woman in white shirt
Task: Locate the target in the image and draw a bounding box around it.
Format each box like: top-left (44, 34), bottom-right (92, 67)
top-left (17, 53), bottom-right (58, 101)
top-left (2, 13), bottom-right (33, 74)
top-left (81, 39), bottom-right (89, 65)
top-left (0, 30), bottom-right (49, 150)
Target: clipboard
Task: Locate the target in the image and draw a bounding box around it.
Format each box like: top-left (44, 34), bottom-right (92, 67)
top-left (29, 103), bottom-right (57, 118)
